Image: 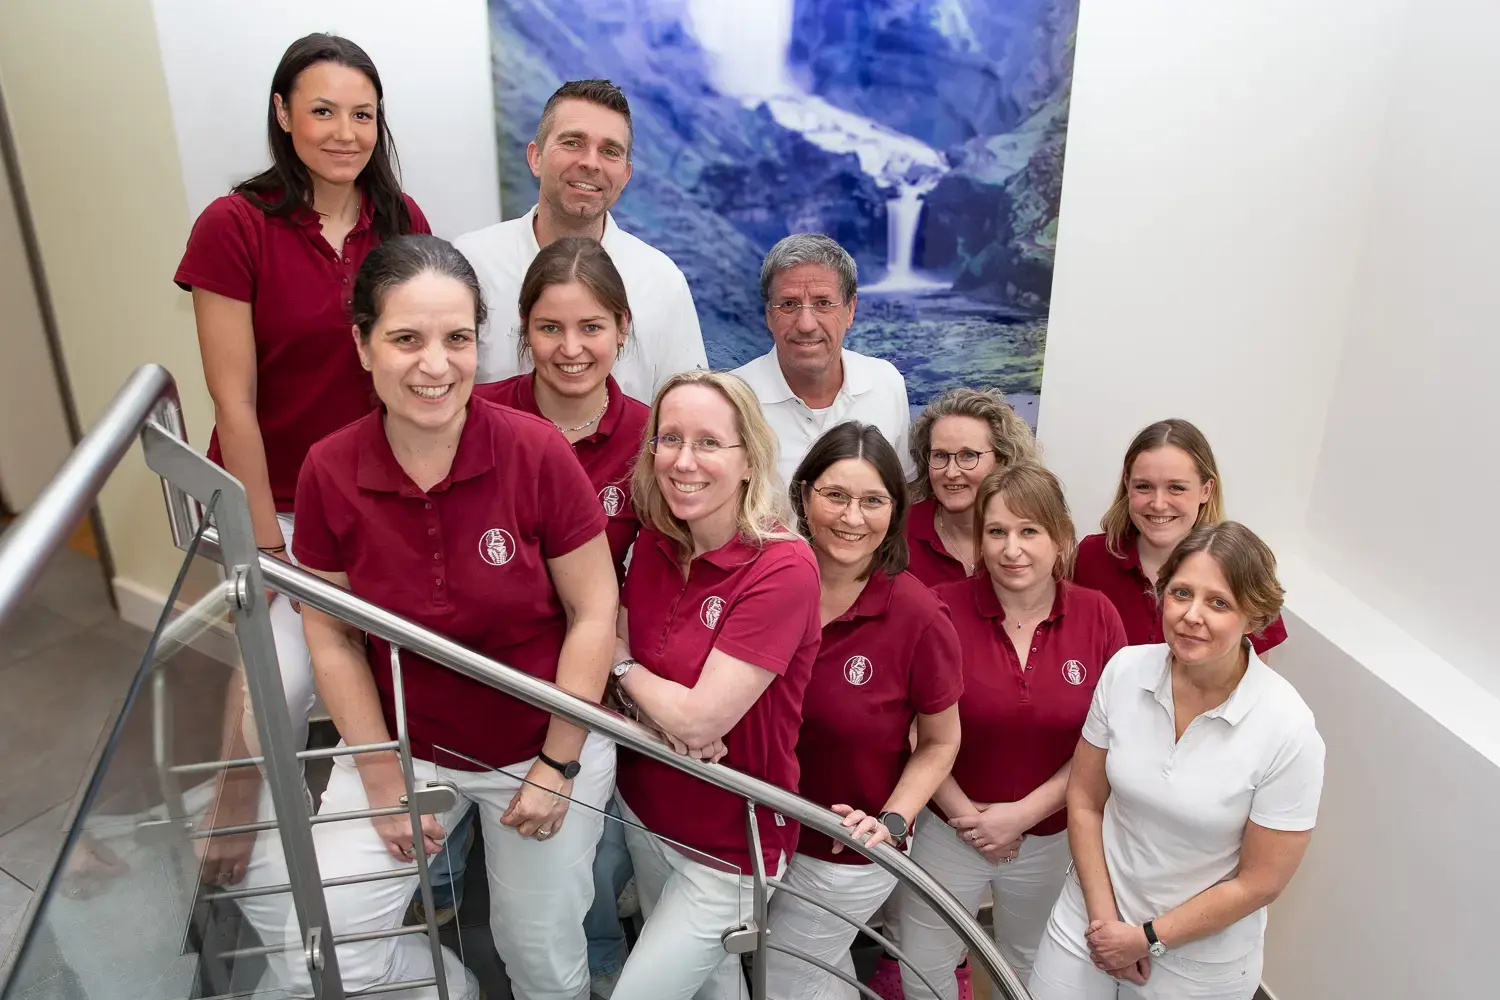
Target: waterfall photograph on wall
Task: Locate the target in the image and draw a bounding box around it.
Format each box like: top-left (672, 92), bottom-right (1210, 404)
top-left (489, 0), bottom-right (1078, 423)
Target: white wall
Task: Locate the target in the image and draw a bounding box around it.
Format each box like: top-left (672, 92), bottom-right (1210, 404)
top-left (1304, 0), bottom-right (1500, 698)
top-left (149, 0), bottom-right (501, 238)
top-left (1039, 0), bottom-right (1409, 553)
top-left (1043, 0), bottom-right (1499, 997)
top-left (0, 141), bottom-right (73, 509)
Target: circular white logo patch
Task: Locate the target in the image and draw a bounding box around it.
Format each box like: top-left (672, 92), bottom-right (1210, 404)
top-left (700, 596), bottom-right (726, 629)
top-left (844, 655), bottom-right (873, 686)
top-left (1062, 659), bottom-right (1087, 686)
top-left (478, 528), bottom-right (516, 567)
top-left (599, 485), bottom-right (626, 517)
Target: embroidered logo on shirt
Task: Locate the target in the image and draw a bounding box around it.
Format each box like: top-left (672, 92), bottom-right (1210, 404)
top-left (599, 485), bottom-right (626, 517)
top-left (478, 528), bottom-right (516, 567)
top-left (844, 655), bottom-right (874, 686)
top-left (700, 596), bottom-right (726, 629)
top-left (1062, 659), bottom-right (1087, 686)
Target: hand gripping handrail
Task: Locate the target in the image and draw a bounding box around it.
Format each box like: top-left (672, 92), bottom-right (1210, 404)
top-left (218, 532), bottom-right (1033, 1000)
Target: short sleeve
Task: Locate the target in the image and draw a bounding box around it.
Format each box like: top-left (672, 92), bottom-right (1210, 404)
top-left (403, 195), bottom-right (432, 236)
top-left (291, 453), bottom-right (343, 573)
top-left (652, 267), bottom-right (708, 393)
top-left (713, 545), bottom-right (820, 676)
top-left (174, 195), bottom-right (258, 300)
top-left (535, 429), bottom-right (608, 559)
top-left (1248, 719), bottom-right (1325, 831)
top-left (909, 608), bottom-right (964, 715)
top-left (1082, 648), bottom-right (1127, 749)
top-left (1250, 614), bottom-right (1289, 654)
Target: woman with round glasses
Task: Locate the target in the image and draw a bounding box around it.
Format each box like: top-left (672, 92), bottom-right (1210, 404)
top-left (608, 370), bottom-right (822, 1000)
top-left (764, 422), bottom-right (963, 1000)
top-left (896, 464), bottom-right (1127, 999)
top-left (904, 388), bottom-right (1039, 588)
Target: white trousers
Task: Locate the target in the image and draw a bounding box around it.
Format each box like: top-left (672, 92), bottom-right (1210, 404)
top-left (242, 513), bottom-right (316, 759)
top-left (897, 809), bottom-right (1072, 999)
top-left (281, 732), bottom-right (615, 1000)
top-left (612, 799), bottom-right (784, 1000)
top-left (1028, 876), bottom-right (1263, 1000)
top-left (764, 853), bottom-right (898, 1000)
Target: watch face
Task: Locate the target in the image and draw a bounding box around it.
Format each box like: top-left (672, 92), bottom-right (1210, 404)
top-left (880, 813), bottom-right (907, 839)
top-left (563, 761), bottom-right (581, 780)
top-left (1149, 942), bottom-right (1167, 958)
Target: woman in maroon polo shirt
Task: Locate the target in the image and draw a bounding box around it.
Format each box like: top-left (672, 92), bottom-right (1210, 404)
top-left (292, 235), bottom-right (618, 999)
top-left (1073, 419), bottom-right (1288, 654)
top-left (173, 33), bottom-right (431, 780)
top-left (473, 237), bottom-right (648, 579)
top-left (606, 370), bottom-right (822, 1000)
top-left (904, 388), bottom-right (1039, 588)
top-left (763, 422), bottom-right (963, 1000)
top-left (896, 464), bottom-right (1128, 999)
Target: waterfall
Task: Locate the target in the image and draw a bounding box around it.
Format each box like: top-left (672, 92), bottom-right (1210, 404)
top-left (686, 0), bottom-right (951, 292)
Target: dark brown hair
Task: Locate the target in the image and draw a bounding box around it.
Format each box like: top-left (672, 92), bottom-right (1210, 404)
top-left (234, 33), bottom-right (412, 240)
top-left (516, 237), bottom-right (631, 362)
top-left (351, 235), bottom-right (486, 340)
top-left (790, 422), bottom-right (909, 580)
top-left (535, 79), bottom-right (633, 159)
top-left (1101, 418), bottom-right (1224, 557)
top-left (1156, 521), bottom-right (1284, 633)
top-left (973, 464), bottom-right (1077, 581)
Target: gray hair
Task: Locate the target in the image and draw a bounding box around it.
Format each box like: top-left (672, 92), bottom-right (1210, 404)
top-left (759, 233), bottom-right (858, 305)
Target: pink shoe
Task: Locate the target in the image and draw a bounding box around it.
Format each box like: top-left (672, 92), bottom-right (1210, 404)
top-left (868, 955), bottom-right (906, 1000)
top-left (955, 960), bottom-right (974, 1000)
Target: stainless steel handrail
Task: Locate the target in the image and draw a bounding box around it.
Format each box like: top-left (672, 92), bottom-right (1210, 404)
top-left (206, 528), bottom-right (1030, 1000)
top-left (0, 364), bottom-right (183, 628)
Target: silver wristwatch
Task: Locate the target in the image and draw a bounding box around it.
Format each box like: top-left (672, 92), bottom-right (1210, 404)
top-left (612, 658), bottom-right (640, 679)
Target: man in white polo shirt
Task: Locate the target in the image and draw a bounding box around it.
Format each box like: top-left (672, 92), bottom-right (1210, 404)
top-left (733, 233), bottom-right (911, 487)
top-left (456, 79), bottom-right (706, 403)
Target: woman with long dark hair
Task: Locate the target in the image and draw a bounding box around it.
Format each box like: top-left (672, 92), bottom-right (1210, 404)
top-left (173, 34), bottom-right (430, 789)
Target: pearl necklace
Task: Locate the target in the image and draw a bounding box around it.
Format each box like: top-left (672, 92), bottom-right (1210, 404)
top-left (552, 390), bottom-right (609, 434)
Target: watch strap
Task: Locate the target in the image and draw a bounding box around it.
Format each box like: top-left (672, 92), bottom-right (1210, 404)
top-left (537, 750), bottom-right (580, 779)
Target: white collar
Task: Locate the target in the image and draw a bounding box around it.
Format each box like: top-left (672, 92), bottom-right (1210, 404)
top-left (1143, 642), bottom-right (1271, 727)
top-left (742, 347), bottom-right (874, 406)
top-left (522, 203), bottom-right (618, 255)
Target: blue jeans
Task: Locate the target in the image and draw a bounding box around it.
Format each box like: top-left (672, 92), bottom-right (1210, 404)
top-left (584, 797), bottom-right (632, 976)
top-left (421, 797), bottom-right (634, 977)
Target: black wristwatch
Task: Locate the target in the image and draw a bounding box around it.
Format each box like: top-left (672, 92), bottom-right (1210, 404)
top-left (878, 810), bottom-right (909, 844)
top-left (537, 751), bottom-right (581, 780)
top-left (1143, 920), bottom-right (1167, 958)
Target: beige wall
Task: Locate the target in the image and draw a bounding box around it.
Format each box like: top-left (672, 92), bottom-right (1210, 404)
top-left (0, 135), bottom-right (72, 510)
top-left (0, 0), bottom-right (216, 605)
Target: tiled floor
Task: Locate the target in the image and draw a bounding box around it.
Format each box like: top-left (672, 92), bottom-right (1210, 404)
top-left (0, 546), bottom-right (151, 982)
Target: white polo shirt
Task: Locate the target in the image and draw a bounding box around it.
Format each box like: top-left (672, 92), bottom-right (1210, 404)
top-left (1079, 643), bottom-right (1324, 963)
top-left (732, 347), bottom-right (912, 488)
top-left (455, 205), bottom-right (708, 404)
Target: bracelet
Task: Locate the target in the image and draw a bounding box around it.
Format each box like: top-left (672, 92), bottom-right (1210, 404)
top-left (257, 544), bottom-right (287, 554)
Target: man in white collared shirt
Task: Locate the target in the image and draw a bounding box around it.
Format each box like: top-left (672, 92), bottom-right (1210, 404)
top-left (455, 79), bottom-right (706, 404)
top-left (733, 234), bottom-right (912, 487)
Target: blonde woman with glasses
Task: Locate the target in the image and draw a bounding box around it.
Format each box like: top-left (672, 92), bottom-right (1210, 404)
top-left (607, 371), bottom-right (823, 1000)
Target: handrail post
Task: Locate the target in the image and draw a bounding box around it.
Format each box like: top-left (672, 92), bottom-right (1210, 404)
top-left (745, 799), bottom-right (769, 1000)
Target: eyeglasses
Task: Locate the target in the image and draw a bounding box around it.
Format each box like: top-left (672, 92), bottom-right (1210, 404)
top-left (770, 298), bottom-right (847, 317)
top-left (807, 485), bottom-right (894, 515)
top-left (928, 448), bottom-right (996, 471)
top-left (648, 434), bottom-right (745, 456)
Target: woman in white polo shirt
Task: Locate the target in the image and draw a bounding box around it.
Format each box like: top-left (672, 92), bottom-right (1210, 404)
top-left (1029, 522), bottom-right (1324, 1000)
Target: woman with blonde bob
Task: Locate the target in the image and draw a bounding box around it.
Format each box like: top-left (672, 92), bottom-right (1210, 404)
top-left (608, 370), bottom-right (823, 1000)
top-left (897, 465), bottom-right (1127, 998)
top-left (1074, 419), bottom-right (1287, 653)
top-left (904, 388), bottom-right (1039, 587)
top-left (1031, 522), bottom-right (1324, 999)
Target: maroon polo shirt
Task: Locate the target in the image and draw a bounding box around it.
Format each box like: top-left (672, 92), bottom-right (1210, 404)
top-left (795, 570), bottom-right (964, 865)
top-left (932, 575), bottom-right (1128, 836)
top-left (617, 529), bottom-right (821, 872)
top-left (473, 374), bottom-right (647, 579)
top-left (1072, 532), bottom-right (1288, 654)
top-left (904, 498), bottom-right (975, 588)
top-left (293, 396), bottom-right (606, 769)
top-left (174, 190), bottom-right (431, 512)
